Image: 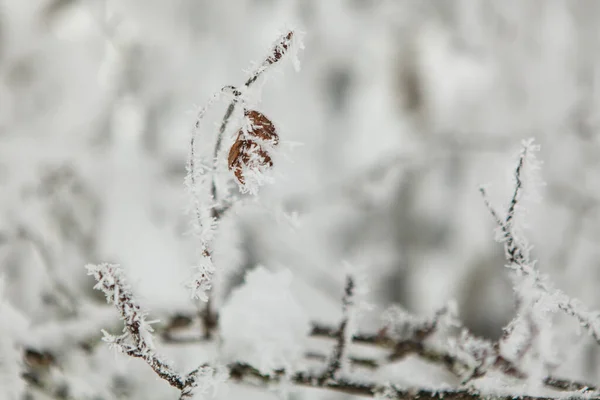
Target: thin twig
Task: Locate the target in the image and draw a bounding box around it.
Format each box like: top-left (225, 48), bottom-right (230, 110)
top-left (87, 264), bottom-right (192, 391)
top-left (320, 275), bottom-right (355, 383)
top-left (209, 30), bottom-right (295, 204)
top-left (227, 362), bottom-right (594, 400)
top-left (310, 323), bottom-right (598, 394)
top-left (505, 146), bottom-right (526, 228)
top-left (479, 186), bottom-right (525, 265)
top-left (480, 147), bottom-right (600, 345)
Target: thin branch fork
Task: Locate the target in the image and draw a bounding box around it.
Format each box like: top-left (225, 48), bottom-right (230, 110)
top-left (480, 144), bottom-right (600, 344)
top-left (320, 274), bottom-right (355, 383)
top-left (210, 30), bottom-right (295, 201)
top-left (475, 140), bottom-right (600, 396)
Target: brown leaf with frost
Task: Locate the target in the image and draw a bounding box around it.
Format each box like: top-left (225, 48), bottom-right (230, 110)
top-left (228, 109), bottom-right (279, 186)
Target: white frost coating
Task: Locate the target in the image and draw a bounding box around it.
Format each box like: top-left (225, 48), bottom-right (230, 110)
top-left (502, 272), bottom-right (556, 381)
top-left (231, 113), bottom-right (279, 195)
top-left (219, 267), bottom-right (310, 374)
top-left (234, 163), bottom-right (276, 196)
top-left (448, 329), bottom-right (495, 374)
top-left (86, 263), bottom-right (158, 355)
top-left (513, 138), bottom-right (545, 217)
top-left (187, 254), bottom-right (216, 302)
top-left (187, 365), bottom-right (229, 400)
top-left (184, 160), bottom-right (219, 301)
top-left (286, 27), bottom-right (306, 72)
top-left (484, 139), bottom-right (600, 380)
top-left (505, 138), bottom-right (544, 258)
top-left (374, 383), bottom-right (397, 399)
top-left (184, 93), bottom-right (222, 302)
top-left (341, 261), bottom-right (372, 353)
top-left (0, 278), bottom-right (27, 399)
top-left (381, 305), bottom-right (425, 339)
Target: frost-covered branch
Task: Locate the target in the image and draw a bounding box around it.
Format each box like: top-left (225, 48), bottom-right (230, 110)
top-left (480, 142), bottom-right (532, 267)
top-left (78, 257), bottom-right (600, 399)
top-left (227, 362), bottom-right (593, 400)
top-left (86, 263), bottom-right (192, 391)
top-left (210, 31), bottom-right (295, 177)
top-left (143, 297), bottom-right (598, 396)
top-left (185, 30), bottom-right (302, 337)
top-left (75, 34), bottom-right (309, 383)
top-left (480, 141), bottom-right (600, 345)
top-left (320, 275), bottom-right (355, 383)
top-left (311, 319), bottom-right (597, 395)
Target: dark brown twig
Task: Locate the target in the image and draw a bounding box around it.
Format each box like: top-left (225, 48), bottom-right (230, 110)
top-left (86, 264), bottom-right (192, 391)
top-left (22, 305), bottom-right (598, 398)
top-left (227, 362), bottom-right (594, 400)
top-left (320, 275), bottom-right (355, 383)
top-left (310, 322), bottom-right (598, 394)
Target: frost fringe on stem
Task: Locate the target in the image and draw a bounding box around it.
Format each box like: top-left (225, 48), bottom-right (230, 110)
top-left (86, 263), bottom-right (194, 391)
top-left (479, 140), bottom-right (600, 345)
top-left (24, 302), bottom-right (597, 399)
top-left (310, 307), bottom-right (597, 395)
top-left (185, 30), bottom-right (301, 336)
top-left (320, 274), bottom-right (355, 383)
top-left (226, 361), bottom-right (592, 400)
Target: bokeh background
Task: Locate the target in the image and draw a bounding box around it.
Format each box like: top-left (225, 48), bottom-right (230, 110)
top-left (2, 0), bottom-right (600, 398)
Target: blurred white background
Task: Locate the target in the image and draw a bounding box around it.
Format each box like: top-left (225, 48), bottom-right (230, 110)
top-left (2, 0), bottom-right (600, 398)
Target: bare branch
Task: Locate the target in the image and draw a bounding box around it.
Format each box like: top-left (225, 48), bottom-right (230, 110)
top-left (86, 263), bottom-right (190, 391)
top-left (479, 186), bottom-right (526, 266)
top-left (311, 322), bottom-right (597, 394)
top-left (320, 275), bottom-right (355, 383)
top-left (505, 145), bottom-right (526, 228)
top-left (227, 362), bottom-right (594, 400)
top-left (480, 144), bottom-right (600, 345)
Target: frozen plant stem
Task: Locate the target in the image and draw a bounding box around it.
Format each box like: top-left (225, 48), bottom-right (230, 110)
top-left (210, 30), bottom-right (296, 200)
top-left (187, 30), bottom-right (297, 338)
top-left (86, 264), bottom-right (194, 391)
top-left (150, 311), bottom-right (596, 394)
top-left (503, 144), bottom-right (528, 266)
top-left (320, 275), bottom-right (354, 383)
top-left (480, 140), bottom-right (600, 343)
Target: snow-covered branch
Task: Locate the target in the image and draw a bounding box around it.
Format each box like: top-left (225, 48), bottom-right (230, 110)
top-left (320, 274), bottom-right (355, 383)
top-left (480, 140), bottom-right (600, 346)
top-left (86, 263), bottom-right (191, 391)
top-left (227, 361), bottom-right (593, 400)
top-left (185, 30), bottom-right (303, 338)
top-left (312, 313), bottom-right (597, 396)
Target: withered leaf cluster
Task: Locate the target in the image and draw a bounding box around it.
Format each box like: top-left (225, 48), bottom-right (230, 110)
top-left (228, 109), bottom-right (279, 185)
